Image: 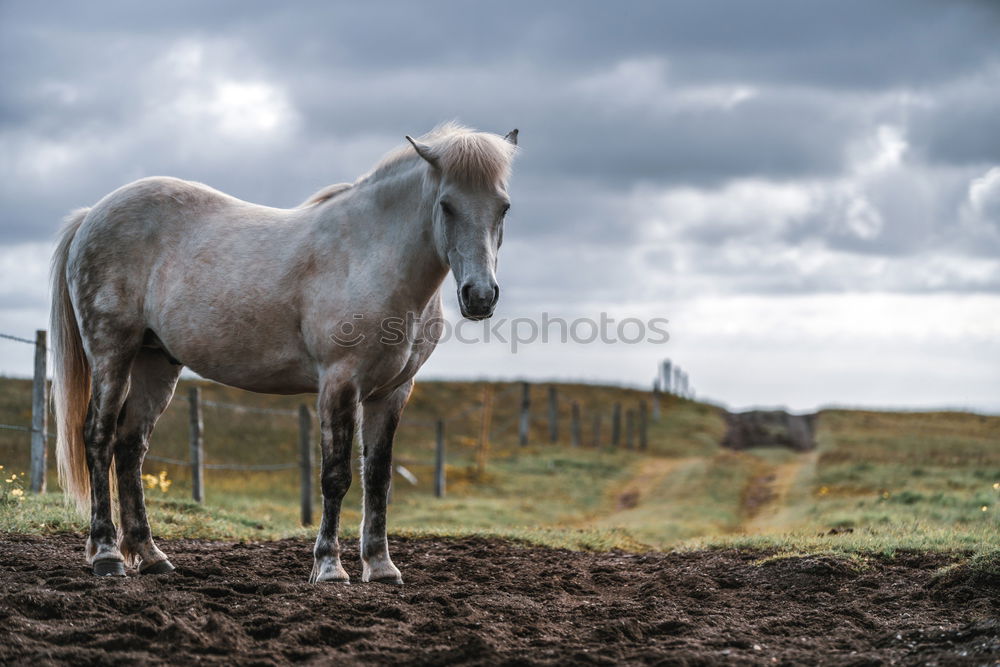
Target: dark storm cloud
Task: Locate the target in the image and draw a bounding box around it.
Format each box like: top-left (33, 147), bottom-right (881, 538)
top-left (1, 0), bottom-right (998, 297)
top-left (8, 0), bottom-right (996, 85)
top-left (908, 69), bottom-right (1000, 167)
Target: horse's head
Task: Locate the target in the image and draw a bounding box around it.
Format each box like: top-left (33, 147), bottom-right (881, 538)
top-left (406, 127), bottom-right (518, 320)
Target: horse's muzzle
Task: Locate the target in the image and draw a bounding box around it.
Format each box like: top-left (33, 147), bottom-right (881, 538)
top-left (459, 281), bottom-right (499, 320)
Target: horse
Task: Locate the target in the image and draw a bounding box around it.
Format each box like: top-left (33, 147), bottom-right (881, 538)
top-left (50, 123), bottom-right (518, 582)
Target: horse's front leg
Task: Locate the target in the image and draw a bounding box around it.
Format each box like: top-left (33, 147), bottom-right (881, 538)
top-left (359, 380), bottom-right (411, 584)
top-left (310, 375), bottom-right (358, 583)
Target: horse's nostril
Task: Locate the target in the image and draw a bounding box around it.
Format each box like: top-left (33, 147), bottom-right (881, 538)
top-left (460, 282), bottom-right (498, 313)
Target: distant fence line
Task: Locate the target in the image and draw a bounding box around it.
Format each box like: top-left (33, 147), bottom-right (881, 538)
top-left (1, 330), bottom-right (696, 526)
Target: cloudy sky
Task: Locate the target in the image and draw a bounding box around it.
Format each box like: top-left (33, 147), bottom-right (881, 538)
top-left (1, 0), bottom-right (998, 412)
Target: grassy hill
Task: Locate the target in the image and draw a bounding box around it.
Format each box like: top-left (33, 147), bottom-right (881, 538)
top-left (1, 377), bottom-right (998, 555)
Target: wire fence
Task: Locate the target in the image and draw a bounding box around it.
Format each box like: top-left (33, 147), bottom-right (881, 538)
top-left (0, 423), bottom-right (42, 435)
top-left (1, 328), bottom-right (692, 524)
top-left (143, 453), bottom-right (299, 471)
top-left (0, 332), bottom-right (38, 346)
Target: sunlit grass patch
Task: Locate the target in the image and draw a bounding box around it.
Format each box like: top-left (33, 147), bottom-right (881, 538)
top-left (748, 550), bottom-right (872, 573)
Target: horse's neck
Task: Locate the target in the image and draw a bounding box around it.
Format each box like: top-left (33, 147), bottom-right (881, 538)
top-left (313, 163), bottom-right (447, 314)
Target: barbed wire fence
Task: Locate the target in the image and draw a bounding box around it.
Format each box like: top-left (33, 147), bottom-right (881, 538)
top-left (0, 329), bottom-right (694, 526)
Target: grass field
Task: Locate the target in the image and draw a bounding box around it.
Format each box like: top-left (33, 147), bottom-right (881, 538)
top-left (1, 377), bottom-right (998, 557)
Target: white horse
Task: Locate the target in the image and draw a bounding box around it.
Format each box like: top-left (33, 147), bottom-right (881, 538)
top-left (50, 123), bottom-right (518, 582)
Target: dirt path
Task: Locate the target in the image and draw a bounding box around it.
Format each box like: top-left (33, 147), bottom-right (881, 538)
top-left (1, 534), bottom-right (998, 665)
top-left (596, 456), bottom-right (700, 516)
top-left (741, 453), bottom-right (816, 533)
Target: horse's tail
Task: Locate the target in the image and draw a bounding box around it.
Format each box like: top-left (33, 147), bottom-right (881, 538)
top-left (51, 207), bottom-right (92, 513)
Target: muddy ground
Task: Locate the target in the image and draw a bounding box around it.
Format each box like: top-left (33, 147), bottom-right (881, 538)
top-left (1, 534), bottom-right (998, 665)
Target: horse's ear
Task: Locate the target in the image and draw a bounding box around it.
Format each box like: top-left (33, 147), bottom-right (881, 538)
top-left (503, 129), bottom-right (518, 146)
top-left (406, 136), bottom-right (440, 168)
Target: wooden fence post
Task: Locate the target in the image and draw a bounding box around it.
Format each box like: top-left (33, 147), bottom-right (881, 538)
top-left (188, 386), bottom-right (204, 503)
top-left (570, 401), bottom-right (581, 448)
top-left (519, 381), bottom-right (530, 446)
top-left (548, 385), bottom-right (558, 443)
top-left (591, 414), bottom-right (601, 447)
top-left (626, 409), bottom-right (635, 450)
top-left (298, 404), bottom-right (313, 526)
top-left (434, 419), bottom-right (446, 498)
top-left (651, 378), bottom-right (661, 422)
top-left (638, 401), bottom-right (649, 451)
top-left (29, 329), bottom-right (48, 494)
top-left (611, 403), bottom-right (622, 448)
top-left (476, 385), bottom-right (494, 477)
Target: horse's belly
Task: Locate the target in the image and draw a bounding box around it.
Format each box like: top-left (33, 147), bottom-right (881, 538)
top-left (188, 358), bottom-right (319, 395)
top-left (155, 319), bottom-right (318, 394)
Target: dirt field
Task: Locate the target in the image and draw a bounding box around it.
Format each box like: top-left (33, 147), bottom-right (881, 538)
top-left (1, 534), bottom-right (998, 665)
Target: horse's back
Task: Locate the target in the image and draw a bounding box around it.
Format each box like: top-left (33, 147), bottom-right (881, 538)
top-left (65, 176), bottom-right (322, 390)
top-left (94, 175), bottom-right (239, 223)
top-left (67, 176), bottom-right (286, 330)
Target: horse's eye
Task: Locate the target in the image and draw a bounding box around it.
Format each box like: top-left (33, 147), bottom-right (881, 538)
top-left (440, 201), bottom-right (454, 217)
top-left (501, 204), bottom-right (510, 217)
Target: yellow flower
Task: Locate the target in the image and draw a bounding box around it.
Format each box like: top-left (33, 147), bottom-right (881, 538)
top-left (818, 486), bottom-right (829, 496)
top-left (982, 506), bottom-right (989, 512)
top-left (11, 488), bottom-right (24, 498)
top-left (157, 470), bottom-right (172, 493)
top-left (994, 482), bottom-right (1000, 491)
top-left (143, 471), bottom-right (171, 493)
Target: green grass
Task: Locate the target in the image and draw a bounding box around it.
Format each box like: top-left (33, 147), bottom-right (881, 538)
top-left (1, 377), bottom-right (998, 557)
top-left (0, 492), bottom-right (316, 541)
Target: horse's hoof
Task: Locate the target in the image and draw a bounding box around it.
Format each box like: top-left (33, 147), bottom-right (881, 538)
top-left (139, 559), bottom-right (175, 575)
top-left (310, 559), bottom-right (350, 584)
top-left (93, 559), bottom-right (126, 577)
top-left (362, 559), bottom-right (402, 584)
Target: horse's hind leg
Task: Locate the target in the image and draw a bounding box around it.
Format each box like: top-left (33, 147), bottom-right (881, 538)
top-left (83, 345), bottom-right (138, 577)
top-left (359, 380), bottom-right (410, 584)
top-left (115, 349), bottom-right (181, 574)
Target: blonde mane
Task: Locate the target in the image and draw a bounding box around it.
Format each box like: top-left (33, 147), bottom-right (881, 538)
top-left (366, 122), bottom-right (517, 189)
